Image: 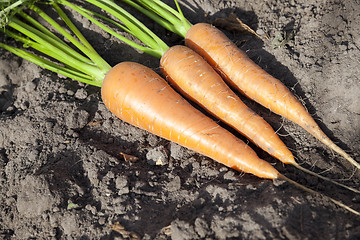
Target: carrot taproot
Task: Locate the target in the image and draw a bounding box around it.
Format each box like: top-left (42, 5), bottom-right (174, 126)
top-left (101, 61), bottom-right (279, 179)
top-left (160, 45), bottom-right (295, 164)
top-left (184, 23), bottom-right (360, 170)
top-left (160, 46), bottom-right (360, 193)
top-left (102, 62), bottom-right (360, 215)
top-left (1, 0), bottom-right (279, 179)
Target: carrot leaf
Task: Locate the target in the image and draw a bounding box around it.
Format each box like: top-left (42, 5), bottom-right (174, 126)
top-left (57, 0), bottom-right (169, 59)
top-left (119, 0), bottom-right (192, 38)
top-left (0, 0), bottom-right (111, 87)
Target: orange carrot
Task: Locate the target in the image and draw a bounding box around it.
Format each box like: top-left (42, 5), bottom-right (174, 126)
top-left (184, 23), bottom-right (359, 170)
top-left (114, 0), bottom-right (360, 192)
top-left (160, 45), bottom-right (295, 164)
top-left (3, 1), bottom-right (279, 180)
top-left (160, 46), bottom-right (360, 193)
top-left (101, 62), bottom-right (279, 179)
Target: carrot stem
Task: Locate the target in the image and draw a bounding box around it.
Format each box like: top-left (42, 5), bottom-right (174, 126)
top-left (118, 0), bottom-right (191, 38)
top-left (0, 0), bottom-right (110, 87)
top-left (58, 0), bottom-right (166, 58)
top-left (0, 42), bottom-right (98, 85)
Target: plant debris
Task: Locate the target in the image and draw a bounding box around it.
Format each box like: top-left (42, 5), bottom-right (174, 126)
top-left (110, 222), bottom-right (140, 240)
top-left (211, 13), bottom-right (266, 39)
top-left (120, 152), bottom-right (139, 162)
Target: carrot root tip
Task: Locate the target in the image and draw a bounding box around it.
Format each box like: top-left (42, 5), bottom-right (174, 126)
top-left (278, 174), bottom-right (360, 216)
top-left (292, 163), bottom-right (360, 194)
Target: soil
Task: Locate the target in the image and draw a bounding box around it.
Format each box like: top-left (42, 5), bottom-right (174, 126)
top-left (1, 0), bottom-right (360, 239)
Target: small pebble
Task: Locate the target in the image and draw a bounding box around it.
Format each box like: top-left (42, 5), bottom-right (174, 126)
top-left (99, 217), bottom-right (106, 225)
top-left (67, 90), bottom-right (75, 96)
top-left (223, 171), bottom-right (237, 181)
top-left (59, 87), bottom-right (67, 94)
top-left (25, 81), bottom-right (36, 92)
top-left (256, 29), bottom-right (265, 35)
top-left (219, 167), bottom-right (228, 172)
top-left (85, 204), bottom-right (92, 211)
top-left (146, 146), bottom-right (168, 166)
top-left (75, 88), bottom-right (88, 100)
top-left (339, 44), bottom-right (347, 51)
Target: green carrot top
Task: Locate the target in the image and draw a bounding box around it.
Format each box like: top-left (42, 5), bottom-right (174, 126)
top-left (1, 0), bottom-right (113, 87)
top-left (118, 0), bottom-right (193, 38)
top-left (0, 0), bottom-right (186, 87)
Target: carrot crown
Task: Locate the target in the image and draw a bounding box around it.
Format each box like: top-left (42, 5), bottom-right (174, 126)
top-left (118, 0), bottom-right (193, 38)
top-left (57, 0), bottom-right (170, 59)
top-left (0, 0), bottom-right (111, 87)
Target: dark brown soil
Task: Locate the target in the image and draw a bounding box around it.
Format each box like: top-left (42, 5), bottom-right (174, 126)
top-left (1, 0), bottom-right (359, 239)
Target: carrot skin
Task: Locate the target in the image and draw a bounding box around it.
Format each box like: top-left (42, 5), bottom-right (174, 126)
top-left (101, 62), bottom-right (280, 179)
top-left (160, 45), bottom-right (295, 164)
top-left (185, 23), bottom-right (359, 168)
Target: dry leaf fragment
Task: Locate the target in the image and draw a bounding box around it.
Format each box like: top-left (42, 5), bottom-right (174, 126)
top-left (155, 225), bottom-right (172, 239)
top-left (110, 222), bottom-right (140, 240)
top-left (120, 152), bottom-right (139, 162)
top-left (212, 13), bottom-right (266, 40)
top-left (89, 120), bottom-right (103, 126)
top-left (161, 225), bottom-right (172, 236)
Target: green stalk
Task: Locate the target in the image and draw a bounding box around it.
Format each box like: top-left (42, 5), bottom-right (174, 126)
top-left (90, 0), bottom-right (167, 52)
top-left (17, 10), bottom-right (64, 44)
top-left (0, 0), bottom-right (27, 19)
top-left (30, 4), bottom-right (104, 67)
top-left (58, 0), bottom-right (170, 59)
top-left (0, 1), bottom-right (111, 87)
top-left (51, 2), bottom-right (111, 73)
top-left (3, 28), bottom-right (79, 66)
top-left (59, 0), bottom-right (156, 55)
top-left (119, 0), bottom-right (192, 38)
top-left (58, 0), bottom-right (164, 58)
top-left (8, 18), bottom-right (105, 81)
top-left (9, 16), bottom-right (92, 64)
top-left (0, 42), bottom-right (98, 85)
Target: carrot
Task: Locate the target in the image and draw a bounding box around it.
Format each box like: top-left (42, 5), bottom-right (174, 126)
top-left (0, 0), bottom-right (279, 179)
top-left (122, 0), bottom-right (360, 171)
top-left (161, 46), bottom-right (360, 193)
top-left (102, 62), bottom-right (280, 179)
top-left (160, 45), bottom-right (295, 164)
top-left (0, 0), bottom-right (282, 179)
top-left (185, 23), bottom-right (360, 170)
top-left (60, 0), bottom-right (294, 162)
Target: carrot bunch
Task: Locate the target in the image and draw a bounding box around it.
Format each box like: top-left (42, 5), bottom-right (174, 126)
top-left (0, 0), bottom-right (359, 215)
top-left (67, 0), bottom-right (359, 191)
